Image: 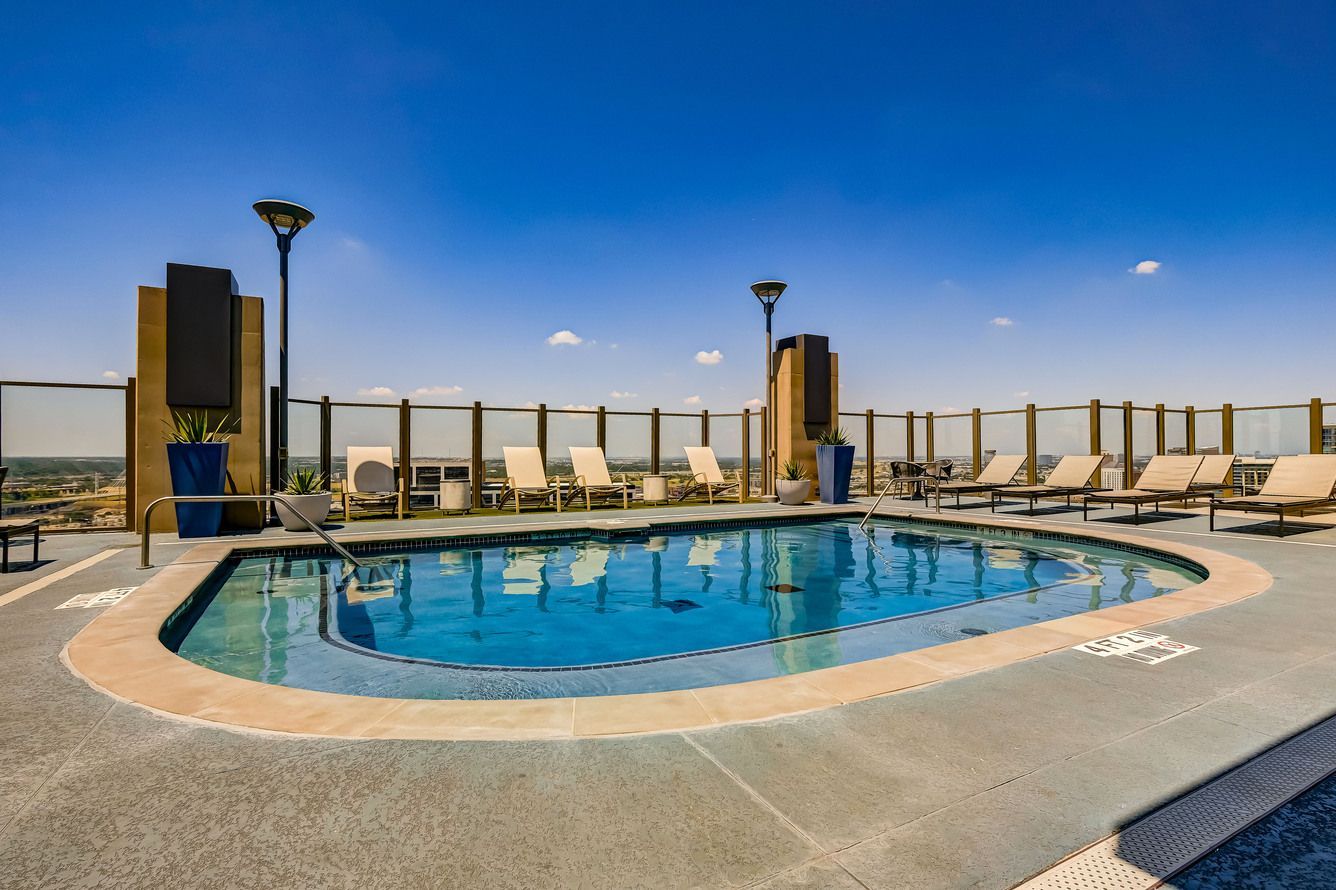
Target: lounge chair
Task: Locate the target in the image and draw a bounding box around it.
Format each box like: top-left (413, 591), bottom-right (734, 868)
top-left (678, 446), bottom-right (744, 504)
top-left (934, 454), bottom-right (1027, 507)
top-left (497, 446), bottom-right (561, 514)
top-left (1210, 454), bottom-right (1336, 534)
top-left (1190, 454), bottom-right (1237, 495)
top-left (342, 446), bottom-right (405, 520)
top-left (567, 447), bottom-right (631, 510)
top-left (991, 453), bottom-right (1105, 512)
top-left (1081, 455), bottom-right (1204, 524)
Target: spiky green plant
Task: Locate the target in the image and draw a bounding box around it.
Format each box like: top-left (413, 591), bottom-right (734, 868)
top-left (283, 467), bottom-right (328, 495)
top-left (815, 426), bottom-right (851, 446)
top-left (778, 459), bottom-right (809, 481)
top-left (162, 411), bottom-right (238, 444)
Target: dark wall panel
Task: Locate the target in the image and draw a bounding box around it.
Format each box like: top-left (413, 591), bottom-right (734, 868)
top-left (165, 263), bottom-right (238, 407)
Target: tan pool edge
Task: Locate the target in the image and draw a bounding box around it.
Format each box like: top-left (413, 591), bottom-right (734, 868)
top-left (63, 508), bottom-right (1272, 741)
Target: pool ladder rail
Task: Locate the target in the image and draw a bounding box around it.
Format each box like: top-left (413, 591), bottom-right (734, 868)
top-left (138, 494), bottom-right (364, 570)
top-left (857, 474), bottom-right (941, 533)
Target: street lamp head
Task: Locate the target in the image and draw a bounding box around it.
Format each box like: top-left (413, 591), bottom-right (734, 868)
top-left (750, 280), bottom-right (787, 305)
top-left (252, 199), bottom-right (315, 233)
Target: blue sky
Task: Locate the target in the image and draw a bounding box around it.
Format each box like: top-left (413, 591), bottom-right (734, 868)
top-left (2, 1), bottom-right (1335, 420)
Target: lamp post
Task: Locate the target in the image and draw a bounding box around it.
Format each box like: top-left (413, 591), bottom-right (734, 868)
top-left (750, 280), bottom-right (787, 502)
top-left (252, 199), bottom-right (315, 496)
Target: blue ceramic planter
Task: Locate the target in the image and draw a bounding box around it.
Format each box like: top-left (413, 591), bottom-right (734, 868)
top-left (166, 442), bottom-right (229, 538)
top-left (816, 444), bottom-right (855, 504)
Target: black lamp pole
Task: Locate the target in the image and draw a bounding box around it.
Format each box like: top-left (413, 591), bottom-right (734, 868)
top-left (253, 200), bottom-right (315, 496)
top-left (750, 280), bottom-right (787, 501)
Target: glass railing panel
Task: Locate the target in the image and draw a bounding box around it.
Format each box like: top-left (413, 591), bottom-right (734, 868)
top-left (707, 414), bottom-right (743, 477)
top-left (1194, 410), bottom-right (1223, 456)
top-left (408, 407), bottom-right (471, 505)
top-left (287, 399), bottom-right (321, 477)
top-left (480, 408), bottom-right (538, 481)
top-left (604, 413), bottom-right (651, 477)
top-left (979, 411), bottom-right (1026, 480)
top-left (0, 384), bottom-right (127, 529)
top-left (931, 415), bottom-right (972, 480)
top-left (1164, 410), bottom-right (1188, 456)
top-left (1035, 408), bottom-right (1089, 483)
top-left (838, 413), bottom-right (869, 496)
top-left (1233, 406), bottom-right (1309, 458)
top-left (546, 410), bottom-right (597, 478)
top-left (746, 412), bottom-right (762, 494)
top-left (658, 413), bottom-right (704, 483)
top-left (1323, 405), bottom-right (1336, 454)
top-left (1131, 408), bottom-right (1157, 477)
top-left (871, 415), bottom-right (907, 487)
top-left (912, 416), bottom-right (928, 462)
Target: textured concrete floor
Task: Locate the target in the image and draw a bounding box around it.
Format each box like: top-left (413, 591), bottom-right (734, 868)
top-left (2, 502), bottom-right (1336, 889)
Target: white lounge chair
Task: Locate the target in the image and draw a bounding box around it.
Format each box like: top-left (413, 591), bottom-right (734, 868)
top-left (933, 454), bottom-right (1028, 507)
top-left (991, 454), bottom-right (1105, 513)
top-left (567, 446), bottom-right (630, 510)
top-left (1082, 455), bottom-right (1204, 524)
top-left (497, 446), bottom-right (561, 514)
top-left (342, 446), bottom-right (404, 520)
top-left (678, 446), bottom-right (744, 504)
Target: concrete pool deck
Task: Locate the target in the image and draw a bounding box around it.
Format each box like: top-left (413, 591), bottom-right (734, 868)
top-left (3, 499), bottom-right (1336, 888)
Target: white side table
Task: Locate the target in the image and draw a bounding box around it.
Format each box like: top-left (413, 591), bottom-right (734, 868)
top-left (439, 480), bottom-right (472, 514)
top-left (641, 474), bottom-right (669, 504)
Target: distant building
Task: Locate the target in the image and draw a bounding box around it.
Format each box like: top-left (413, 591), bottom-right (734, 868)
top-left (1101, 468), bottom-right (1125, 489)
top-left (1323, 424), bottom-right (1336, 454)
top-left (1234, 457), bottom-right (1275, 494)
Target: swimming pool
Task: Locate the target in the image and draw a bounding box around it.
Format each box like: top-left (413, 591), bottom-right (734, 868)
top-left (166, 518), bottom-right (1203, 699)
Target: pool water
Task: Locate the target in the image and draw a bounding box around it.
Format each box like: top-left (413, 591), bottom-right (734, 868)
top-left (169, 519), bottom-right (1202, 698)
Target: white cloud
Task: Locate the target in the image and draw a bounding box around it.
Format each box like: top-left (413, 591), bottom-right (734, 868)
top-left (411, 385), bottom-right (463, 397)
top-left (694, 349), bottom-right (724, 365)
top-left (357, 386), bottom-right (396, 398)
top-left (683, 395), bottom-right (703, 406)
top-left (609, 343), bottom-right (620, 350)
top-left (743, 398), bottom-right (764, 409)
top-left (522, 401), bottom-right (541, 409)
top-left (990, 317), bottom-right (1015, 327)
top-left (1013, 390), bottom-right (1031, 399)
top-left (546, 329), bottom-right (583, 346)
top-left (609, 390), bottom-right (638, 399)
top-left (100, 370), bottom-right (120, 380)
top-left (1130, 259), bottom-right (1161, 275)
top-left (560, 403), bottom-right (597, 411)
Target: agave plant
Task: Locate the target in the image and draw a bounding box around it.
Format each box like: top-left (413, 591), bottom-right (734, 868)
top-left (815, 426), bottom-right (851, 447)
top-left (778, 459), bottom-right (809, 481)
top-left (162, 411), bottom-right (238, 444)
top-left (283, 467), bottom-right (329, 495)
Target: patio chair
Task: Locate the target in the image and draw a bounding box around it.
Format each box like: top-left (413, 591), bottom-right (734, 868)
top-left (678, 446), bottom-right (744, 504)
top-left (0, 465), bottom-right (41, 573)
top-left (567, 446), bottom-right (630, 510)
top-left (497, 446), bottom-right (562, 514)
top-left (1081, 455), bottom-right (1204, 524)
top-left (1209, 454), bottom-right (1336, 534)
top-left (991, 453), bottom-right (1105, 512)
top-left (934, 454), bottom-right (1027, 507)
top-left (342, 446), bottom-right (405, 521)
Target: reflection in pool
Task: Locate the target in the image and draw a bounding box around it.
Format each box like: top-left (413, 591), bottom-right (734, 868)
top-left (169, 519), bottom-right (1202, 698)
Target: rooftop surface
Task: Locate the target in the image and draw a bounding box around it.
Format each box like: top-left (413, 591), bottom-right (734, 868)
top-left (3, 498), bottom-right (1335, 888)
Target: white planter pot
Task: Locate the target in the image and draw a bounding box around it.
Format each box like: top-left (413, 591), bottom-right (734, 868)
top-left (276, 493), bottom-right (332, 531)
top-left (775, 479), bottom-right (811, 506)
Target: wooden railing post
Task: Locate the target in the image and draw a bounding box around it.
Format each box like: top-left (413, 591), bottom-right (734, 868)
top-left (1311, 397), bottom-right (1324, 454)
top-left (537, 403), bottom-right (548, 469)
top-left (319, 395), bottom-right (332, 486)
top-left (1025, 403), bottom-right (1037, 485)
top-left (1089, 399), bottom-right (1101, 456)
top-left (971, 408), bottom-right (982, 479)
top-left (470, 401), bottom-right (483, 509)
top-left (1186, 406), bottom-right (1196, 455)
top-left (925, 411), bottom-right (935, 461)
top-left (741, 409), bottom-right (751, 496)
top-left (1155, 403), bottom-right (1166, 454)
top-left (866, 409), bottom-right (876, 496)
top-left (651, 408), bottom-right (661, 475)
top-left (1222, 403), bottom-right (1234, 495)
top-left (906, 411), bottom-right (915, 463)
top-left (1123, 400), bottom-right (1135, 486)
top-left (124, 377), bottom-right (138, 531)
top-left (398, 398), bottom-right (411, 515)
top-left (596, 406), bottom-right (607, 451)
top-left (701, 409), bottom-right (709, 447)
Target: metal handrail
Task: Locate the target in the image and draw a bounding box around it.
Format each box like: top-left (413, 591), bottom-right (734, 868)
top-left (857, 473), bottom-right (941, 532)
top-left (139, 494), bottom-right (363, 569)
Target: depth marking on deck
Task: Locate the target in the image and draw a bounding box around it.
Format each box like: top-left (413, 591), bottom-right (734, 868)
top-left (0, 547), bottom-right (124, 607)
top-left (56, 586), bottom-right (137, 609)
top-left (1072, 630), bottom-right (1199, 664)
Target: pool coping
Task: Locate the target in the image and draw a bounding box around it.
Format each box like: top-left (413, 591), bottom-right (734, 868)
top-left (62, 504), bottom-right (1273, 741)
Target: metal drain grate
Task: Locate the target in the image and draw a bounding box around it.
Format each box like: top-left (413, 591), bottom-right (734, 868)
top-left (1016, 714), bottom-right (1336, 889)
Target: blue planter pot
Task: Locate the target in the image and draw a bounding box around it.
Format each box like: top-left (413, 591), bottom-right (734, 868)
top-left (166, 442), bottom-right (229, 538)
top-left (816, 444), bottom-right (855, 504)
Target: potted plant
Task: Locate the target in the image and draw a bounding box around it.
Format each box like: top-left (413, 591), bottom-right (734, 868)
top-left (163, 411), bottom-right (237, 538)
top-left (775, 460), bottom-right (811, 506)
top-left (276, 467), bottom-right (332, 531)
top-left (815, 426), bottom-right (856, 504)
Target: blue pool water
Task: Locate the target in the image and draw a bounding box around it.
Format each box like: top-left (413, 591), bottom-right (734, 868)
top-left (169, 519), bottom-right (1203, 698)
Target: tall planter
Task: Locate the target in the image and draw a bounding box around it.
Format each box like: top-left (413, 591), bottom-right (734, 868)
top-left (166, 442), bottom-right (229, 538)
top-left (816, 444), bottom-right (855, 504)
